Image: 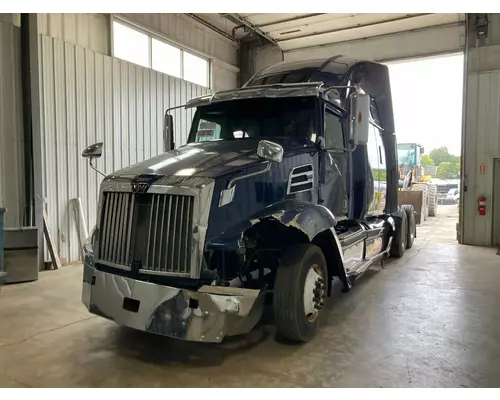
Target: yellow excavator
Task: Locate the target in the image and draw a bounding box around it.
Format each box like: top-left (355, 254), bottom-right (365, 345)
top-left (397, 143), bottom-right (437, 223)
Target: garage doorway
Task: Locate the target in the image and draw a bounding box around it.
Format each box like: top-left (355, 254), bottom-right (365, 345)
top-left (386, 53), bottom-right (464, 244)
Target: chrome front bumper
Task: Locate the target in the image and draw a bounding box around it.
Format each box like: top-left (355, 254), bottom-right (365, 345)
top-left (82, 259), bottom-right (265, 343)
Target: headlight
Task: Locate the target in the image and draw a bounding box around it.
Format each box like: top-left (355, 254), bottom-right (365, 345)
top-left (84, 226), bottom-right (96, 249)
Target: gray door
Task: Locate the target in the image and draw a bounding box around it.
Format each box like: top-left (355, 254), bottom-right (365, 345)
top-left (493, 159), bottom-right (500, 247)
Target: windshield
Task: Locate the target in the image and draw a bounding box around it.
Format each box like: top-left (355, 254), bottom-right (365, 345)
top-left (187, 97), bottom-right (318, 143)
top-left (397, 144), bottom-right (416, 168)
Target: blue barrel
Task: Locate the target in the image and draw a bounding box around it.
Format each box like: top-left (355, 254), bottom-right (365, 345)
top-left (0, 207), bottom-right (5, 284)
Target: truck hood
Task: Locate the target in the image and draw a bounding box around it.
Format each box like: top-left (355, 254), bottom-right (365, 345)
top-left (108, 139), bottom-right (306, 179)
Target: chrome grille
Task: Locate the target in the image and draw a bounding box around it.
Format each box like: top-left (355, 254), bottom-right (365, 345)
top-left (98, 192), bottom-right (195, 276)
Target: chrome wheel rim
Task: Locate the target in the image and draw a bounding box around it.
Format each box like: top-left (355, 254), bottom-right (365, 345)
top-left (304, 264), bottom-right (325, 323)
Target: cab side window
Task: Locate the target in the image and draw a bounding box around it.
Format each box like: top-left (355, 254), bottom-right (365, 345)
top-left (367, 123), bottom-right (388, 214)
top-left (324, 110), bottom-right (345, 150)
top-left (366, 124), bottom-right (380, 176)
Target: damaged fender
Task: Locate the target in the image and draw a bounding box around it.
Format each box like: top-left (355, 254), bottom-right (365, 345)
top-left (207, 200), bottom-right (338, 250)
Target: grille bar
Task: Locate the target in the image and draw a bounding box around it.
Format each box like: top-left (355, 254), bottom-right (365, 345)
top-left (98, 192), bottom-right (194, 276)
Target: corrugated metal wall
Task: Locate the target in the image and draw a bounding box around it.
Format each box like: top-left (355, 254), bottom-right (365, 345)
top-left (36, 13), bottom-right (240, 93)
top-left (39, 34), bottom-right (210, 263)
top-left (462, 70), bottom-right (500, 246)
top-left (0, 21), bottom-right (25, 228)
top-left (38, 13), bottom-right (110, 56)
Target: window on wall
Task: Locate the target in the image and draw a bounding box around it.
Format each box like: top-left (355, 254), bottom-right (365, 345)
top-left (112, 18), bottom-right (210, 88)
top-left (183, 52), bottom-right (209, 87)
top-left (152, 38), bottom-right (181, 78)
top-left (113, 21), bottom-right (149, 68)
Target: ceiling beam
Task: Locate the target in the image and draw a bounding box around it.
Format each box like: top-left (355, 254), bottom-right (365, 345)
top-left (186, 14), bottom-right (239, 43)
top-left (220, 13), bottom-right (277, 45)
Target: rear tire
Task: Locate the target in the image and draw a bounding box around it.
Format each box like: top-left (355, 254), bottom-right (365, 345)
top-left (428, 184), bottom-right (438, 217)
top-left (401, 204), bottom-right (416, 249)
top-left (390, 212), bottom-right (407, 258)
top-left (273, 243), bottom-right (328, 343)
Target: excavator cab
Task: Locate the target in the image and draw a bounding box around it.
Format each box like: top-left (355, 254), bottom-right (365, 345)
top-left (398, 143), bottom-right (425, 186)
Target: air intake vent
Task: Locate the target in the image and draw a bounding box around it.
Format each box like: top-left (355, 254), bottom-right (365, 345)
top-left (287, 164), bottom-right (314, 194)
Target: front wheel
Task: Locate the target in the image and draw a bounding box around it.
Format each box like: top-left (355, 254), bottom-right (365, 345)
top-left (390, 212), bottom-right (407, 258)
top-left (273, 244), bottom-right (328, 342)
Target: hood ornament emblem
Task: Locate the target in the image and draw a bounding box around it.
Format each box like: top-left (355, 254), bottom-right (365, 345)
top-left (131, 174), bottom-right (163, 194)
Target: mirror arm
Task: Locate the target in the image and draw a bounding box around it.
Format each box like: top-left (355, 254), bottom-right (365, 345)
top-left (89, 158), bottom-right (106, 178)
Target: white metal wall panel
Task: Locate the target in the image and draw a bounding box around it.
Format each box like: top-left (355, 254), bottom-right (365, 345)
top-left (462, 70), bottom-right (500, 246)
top-left (39, 34), bottom-right (209, 263)
top-left (37, 13), bottom-right (110, 56)
top-left (0, 14), bottom-right (20, 26)
top-left (36, 13), bottom-right (239, 93)
top-left (0, 21), bottom-right (25, 227)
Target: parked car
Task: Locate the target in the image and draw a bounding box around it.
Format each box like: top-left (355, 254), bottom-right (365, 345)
top-left (446, 188), bottom-right (460, 204)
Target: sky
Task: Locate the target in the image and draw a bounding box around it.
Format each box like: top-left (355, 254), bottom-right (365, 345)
top-left (387, 53), bottom-right (464, 156)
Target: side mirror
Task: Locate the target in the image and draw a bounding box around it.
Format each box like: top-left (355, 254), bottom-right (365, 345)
top-left (420, 146), bottom-right (425, 154)
top-left (163, 112), bottom-right (175, 152)
top-left (82, 142), bottom-right (103, 160)
top-left (257, 140), bottom-right (283, 163)
top-left (81, 142), bottom-right (106, 178)
top-left (350, 93), bottom-right (370, 145)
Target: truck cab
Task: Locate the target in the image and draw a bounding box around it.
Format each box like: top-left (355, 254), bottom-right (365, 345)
top-left (81, 56), bottom-right (415, 343)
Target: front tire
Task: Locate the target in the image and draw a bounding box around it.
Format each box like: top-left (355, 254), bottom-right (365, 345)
top-left (390, 212), bottom-right (407, 258)
top-left (273, 244), bottom-right (328, 343)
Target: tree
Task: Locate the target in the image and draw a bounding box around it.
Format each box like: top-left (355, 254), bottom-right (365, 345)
top-left (436, 161), bottom-right (460, 179)
top-left (421, 154), bottom-right (434, 166)
top-left (429, 147), bottom-right (459, 166)
top-left (372, 168), bottom-right (387, 182)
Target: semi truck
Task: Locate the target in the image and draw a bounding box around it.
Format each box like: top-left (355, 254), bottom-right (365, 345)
top-left (80, 56), bottom-right (416, 343)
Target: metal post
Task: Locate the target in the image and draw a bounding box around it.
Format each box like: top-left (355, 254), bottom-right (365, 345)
top-left (26, 14), bottom-right (44, 271)
top-left (0, 207), bottom-right (6, 284)
top-left (459, 14), bottom-right (470, 244)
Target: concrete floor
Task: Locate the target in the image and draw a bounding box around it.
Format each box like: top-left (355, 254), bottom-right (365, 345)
top-left (1, 205), bottom-right (500, 387)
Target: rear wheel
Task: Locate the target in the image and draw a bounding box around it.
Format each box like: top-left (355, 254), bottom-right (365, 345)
top-left (390, 212), bottom-right (407, 258)
top-left (273, 244), bottom-right (328, 342)
top-left (428, 184), bottom-right (438, 217)
top-left (401, 204), bottom-right (416, 249)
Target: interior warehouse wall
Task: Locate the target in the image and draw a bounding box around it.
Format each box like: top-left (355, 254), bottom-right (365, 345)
top-left (39, 34), bottom-right (210, 263)
top-left (0, 21), bottom-right (25, 228)
top-left (462, 14), bottom-right (500, 247)
top-left (463, 70), bottom-right (500, 245)
top-left (36, 13), bottom-right (239, 92)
